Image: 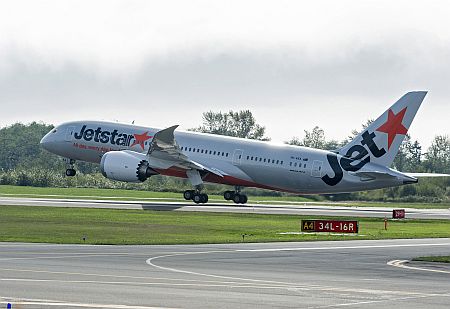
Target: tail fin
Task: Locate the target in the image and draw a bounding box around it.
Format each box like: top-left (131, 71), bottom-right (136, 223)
top-left (338, 91), bottom-right (427, 167)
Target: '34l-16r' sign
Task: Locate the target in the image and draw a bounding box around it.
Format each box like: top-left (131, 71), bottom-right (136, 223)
top-left (301, 220), bottom-right (359, 233)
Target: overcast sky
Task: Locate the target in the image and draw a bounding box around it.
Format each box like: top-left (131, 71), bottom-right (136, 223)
top-left (0, 0), bottom-right (449, 149)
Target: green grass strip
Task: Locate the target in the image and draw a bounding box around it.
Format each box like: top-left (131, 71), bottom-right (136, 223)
top-left (412, 256), bottom-right (450, 263)
top-left (0, 205), bottom-right (450, 245)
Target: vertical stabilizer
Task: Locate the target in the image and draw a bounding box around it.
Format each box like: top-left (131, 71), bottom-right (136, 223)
top-left (338, 91), bottom-right (427, 167)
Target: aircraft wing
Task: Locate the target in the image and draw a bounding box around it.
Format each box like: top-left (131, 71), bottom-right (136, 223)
top-left (147, 125), bottom-right (225, 177)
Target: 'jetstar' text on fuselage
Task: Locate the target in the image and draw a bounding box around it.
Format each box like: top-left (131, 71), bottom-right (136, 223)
top-left (74, 125), bottom-right (133, 146)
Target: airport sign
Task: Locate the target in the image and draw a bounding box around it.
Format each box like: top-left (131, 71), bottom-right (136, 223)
top-left (393, 209), bottom-right (406, 219)
top-left (301, 220), bottom-right (359, 233)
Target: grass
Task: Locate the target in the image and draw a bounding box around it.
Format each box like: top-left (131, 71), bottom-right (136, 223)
top-left (0, 205), bottom-right (450, 245)
top-left (413, 256), bottom-right (450, 263)
top-left (1, 185), bottom-right (450, 209)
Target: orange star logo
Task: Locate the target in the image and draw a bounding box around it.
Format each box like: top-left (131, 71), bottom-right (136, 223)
top-left (376, 107), bottom-right (408, 150)
top-left (131, 131), bottom-right (152, 150)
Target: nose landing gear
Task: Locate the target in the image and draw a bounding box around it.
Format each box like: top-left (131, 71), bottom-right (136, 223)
top-left (64, 158), bottom-right (77, 177)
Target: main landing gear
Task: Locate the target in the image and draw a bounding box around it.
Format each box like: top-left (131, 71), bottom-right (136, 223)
top-left (64, 158), bottom-right (77, 177)
top-left (224, 186), bottom-right (248, 204)
top-left (184, 170), bottom-right (209, 204)
top-left (183, 190), bottom-right (208, 204)
top-left (183, 170), bottom-right (247, 205)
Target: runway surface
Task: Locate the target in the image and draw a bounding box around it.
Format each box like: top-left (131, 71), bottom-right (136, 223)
top-left (1, 196), bottom-right (450, 219)
top-left (0, 239), bottom-right (450, 308)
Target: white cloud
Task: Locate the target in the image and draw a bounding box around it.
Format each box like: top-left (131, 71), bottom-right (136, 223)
top-left (0, 0), bottom-right (449, 148)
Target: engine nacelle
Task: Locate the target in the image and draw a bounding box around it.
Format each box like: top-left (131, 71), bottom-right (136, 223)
top-left (100, 150), bottom-right (158, 182)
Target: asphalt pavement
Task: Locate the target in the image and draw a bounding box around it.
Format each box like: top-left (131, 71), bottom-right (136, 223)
top-left (1, 196), bottom-right (450, 219)
top-left (0, 239), bottom-right (450, 308)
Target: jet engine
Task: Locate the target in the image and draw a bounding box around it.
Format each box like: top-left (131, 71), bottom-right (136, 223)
top-left (100, 150), bottom-right (158, 182)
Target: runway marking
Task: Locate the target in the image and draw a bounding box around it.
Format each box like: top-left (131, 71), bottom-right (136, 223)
top-left (305, 294), bottom-right (448, 308)
top-left (0, 253), bottom-right (135, 261)
top-left (0, 267), bottom-right (304, 288)
top-left (0, 277), bottom-right (327, 290)
top-left (0, 296), bottom-right (175, 308)
top-left (145, 241), bottom-right (450, 297)
top-left (235, 242), bottom-right (450, 252)
top-left (387, 260), bottom-right (450, 274)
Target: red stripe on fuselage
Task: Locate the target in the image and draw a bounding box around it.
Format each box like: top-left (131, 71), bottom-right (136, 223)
top-left (154, 167), bottom-right (295, 193)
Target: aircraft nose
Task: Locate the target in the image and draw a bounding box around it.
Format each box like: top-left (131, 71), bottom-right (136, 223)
top-left (40, 134), bottom-right (51, 150)
top-left (40, 129), bottom-right (57, 151)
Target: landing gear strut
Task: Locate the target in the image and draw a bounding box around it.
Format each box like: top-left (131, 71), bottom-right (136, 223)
top-left (183, 189), bottom-right (208, 204)
top-left (184, 170), bottom-right (209, 204)
top-left (64, 158), bottom-right (76, 177)
top-left (224, 186), bottom-right (248, 204)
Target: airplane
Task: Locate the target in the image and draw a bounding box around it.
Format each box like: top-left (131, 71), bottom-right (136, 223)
top-left (40, 91), bottom-right (447, 204)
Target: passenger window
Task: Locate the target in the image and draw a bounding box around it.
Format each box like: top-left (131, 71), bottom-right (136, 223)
top-left (281, 161), bottom-right (283, 165)
top-left (290, 162), bottom-right (292, 166)
top-left (247, 156), bottom-right (249, 160)
top-left (251, 156), bottom-right (254, 160)
top-left (226, 153), bottom-right (229, 157)
top-left (259, 158), bottom-right (262, 162)
top-left (213, 151), bottom-right (216, 155)
top-left (189, 147), bottom-right (192, 151)
top-left (238, 154), bottom-right (241, 159)
top-left (221, 152), bottom-right (224, 156)
top-left (197, 149), bottom-right (200, 152)
top-left (272, 159), bottom-right (275, 164)
top-left (304, 164), bottom-right (306, 168)
top-left (264, 158), bottom-right (266, 162)
top-left (294, 162), bottom-right (297, 167)
top-left (276, 160), bottom-right (279, 164)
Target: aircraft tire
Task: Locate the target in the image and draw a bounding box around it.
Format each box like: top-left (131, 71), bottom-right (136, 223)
top-left (193, 193), bottom-right (202, 204)
top-left (183, 190), bottom-right (195, 200)
top-left (224, 191), bottom-right (234, 200)
top-left (200, 193), bottom-right (208, 203)
top-left (65, 169), bottom-right (76, 177)
top-left (239, 194), bottom-right (248, 204)
top-left (233, 194), bottom-right (242, 204)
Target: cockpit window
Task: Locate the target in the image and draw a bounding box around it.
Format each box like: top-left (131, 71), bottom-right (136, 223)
top-left (52, 129), bottom-right (57, 133)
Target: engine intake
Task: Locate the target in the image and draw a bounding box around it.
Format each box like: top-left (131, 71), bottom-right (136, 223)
top-left (100, 150), bottom-right (158, 182)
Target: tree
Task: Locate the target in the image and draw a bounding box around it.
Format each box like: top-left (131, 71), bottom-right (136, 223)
top-left (286, 126), bottom-right (340, 150)
top-left (423, 135), bottom-right (450, 173)
top-left (192, 110), bottom-right (270, 141)
top-left (343, 119), bottom-right (375, 145)
top-left (393, 135), bottom-right (423, 172)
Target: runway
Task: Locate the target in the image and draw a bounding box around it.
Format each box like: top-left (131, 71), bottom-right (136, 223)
top-left (1, 196), bottom-right (450, 219)
top-left (0, 239), bottom-right (450, 308)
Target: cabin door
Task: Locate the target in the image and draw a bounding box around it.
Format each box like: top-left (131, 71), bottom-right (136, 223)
top-left (232, 149), bottom-right (243, 165)
top-left (311, 160), bottom-right (323, 177)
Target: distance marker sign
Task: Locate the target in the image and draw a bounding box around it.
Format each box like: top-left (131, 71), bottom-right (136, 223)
top-left (301, 220), bottom-right (359, 233)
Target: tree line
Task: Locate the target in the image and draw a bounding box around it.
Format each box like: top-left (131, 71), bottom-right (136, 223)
top-left (0, 111), bottom-right (449, 202)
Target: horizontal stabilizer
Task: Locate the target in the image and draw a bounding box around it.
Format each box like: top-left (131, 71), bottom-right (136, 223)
top-left (350, 171), bottom-right (396, 181)
top-left (403, 172), bottom-right (450, 178)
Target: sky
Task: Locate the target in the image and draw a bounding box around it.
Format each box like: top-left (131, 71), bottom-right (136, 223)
top-left (0, 0), bottom-right (449, 149)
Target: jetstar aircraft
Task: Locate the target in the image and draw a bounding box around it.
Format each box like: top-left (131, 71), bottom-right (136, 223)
top-left (40, 91), bottom-right (447, 204)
